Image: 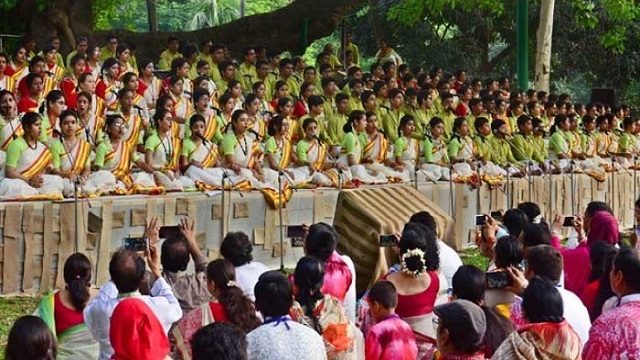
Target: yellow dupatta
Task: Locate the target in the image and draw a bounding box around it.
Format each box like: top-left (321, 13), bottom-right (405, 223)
top-left (363, 133), bottom-right (388, 163)
top-left (203, 112), bottom-right (219, 141)
top-left (106, 141), bottom-right (133, 187)
top-left (19, 143), bottom-right (53, 179)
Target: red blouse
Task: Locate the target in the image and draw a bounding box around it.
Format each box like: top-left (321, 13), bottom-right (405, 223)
top-left (54, 291), bottom-right (84, 335)
top-left (385, 271), bottom-right (440, 318)
top-left (209, 301), bottom-right (230, 323)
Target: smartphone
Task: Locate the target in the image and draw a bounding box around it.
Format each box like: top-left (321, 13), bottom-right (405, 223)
top-left (562, 216), bottom-right (575, 227)
top-left (159, 226), bottom-right (181, 239)
top-left (123, 237), bottom-right (149, 252)
top-left (379, 234), bottom-right (397, 247)
top-left (475, 214), bottom-right (487, 226)
top-left (486, 271), bottom-right (512, 289)
top-left (287, 225), bottom-right (305, 239)
top-left (490, 211), bottom-right (503, 221)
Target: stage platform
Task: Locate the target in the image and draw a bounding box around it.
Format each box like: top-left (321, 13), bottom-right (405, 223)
top-left (0, 172), bottom-right (635, 295)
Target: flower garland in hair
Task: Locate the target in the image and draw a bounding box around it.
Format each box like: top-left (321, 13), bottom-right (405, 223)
top-left (401, 248), bottom-right (427, 277)
top-left (533, 215), bottom-right (543, 224)
top-left (226, 280), bottom-right (238, 288)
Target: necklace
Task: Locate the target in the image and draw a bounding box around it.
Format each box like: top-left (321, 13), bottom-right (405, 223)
top-left (237, 134), bottom-right (248, 155)
top-left (27, 138), bottom-right (37, 150)
top-left (160, 133), bottom-right (173, 162)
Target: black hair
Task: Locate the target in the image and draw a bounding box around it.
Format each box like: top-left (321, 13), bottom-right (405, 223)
top-left (117, 87), bottom-right (134, 100)
top-left (474, 116), bottom-right (489, 132)
top-left (585, 201), bottom-right (613, 217)
top-left (254, 270), bottom-right (293, 317)
top-left (293, 256), bottom-right (325, 334)
top-left (550, 113), bottom-right (568, 134)
top-left (481, 307), bottom-right (514, 357)
top-left (517, 202), bottom-right (541, 222)
top-left (522, 276), bottom-right (564, 323)
top-left (115, 42), bottom-right (130, 58)
top-left (397, 114), bottom-right (414, 138)
top-left (409, 211), bottom-right (437, 233)
top-left (276, 97), bottom-right (292, 114)
top-left (192, 88), bottom-right (210, 105)
top-left (335, 92), bottom-right (349, 104)
top-left (153, 108), bottom-right (172, 129)
top-left (521, 223), bottom-right (551, 249)
top-left (593, 245), bottom-right (617, 320)
top-left (307, 95), bottom-right (324, 108)
top-left (305, 222), bottom-right (337, 262)
top-left (41, 90), bottom-right (64, 114)
top-left (109, 249), bottom-right (146, 293)
top-left (28, 55), bottom-right (45, 71)
top-left (171, 58), bottom-right (189, 74)
top-left (191, 323), bottom-right (248, 360)
top-left (399, 222), bottom-right (439, 272)
top-left (589, 241), bottom-right (617, 282)
top-left (182, 45), bottom-right (198, 59)
top-left (220, 232), bottom-right (253, 266)
top-left (452, 265), bottom-right (485, 304)
top-left (243, 93), bottom-right (258, 110)
top-left (105, 113), bottom-right (124, 129)
top-left (69, 53), bottom-right (86, 68)
top-left (5, 316), bottom-right (56, 360)
top-left (207, 260), bottom-right (261, 332)
top-left (525, 245), bottom-right (563, 283)
top-left (299, 82), bottom-right (315, 97)
top-left (368, 280), bottom-right (397, 309)
top-left (161, 236), bottom-right (190, 273)
top-left (360, 90), bottom-right (375, 106)
top-left (429, 116), bottom-right (444, 128)
top-left (100, 57), bottom-right (118, 77)
top-left (452, 117), bottom-right (467, 135)
top-left (613, 247), bottom-right (640, 292)
top-left (21, 111), bottom-right (41, 130)
top-left (342, 109), bottom-right (365, 134)
top-left (267, 115), bottom-right (285, 137)
top-left (494, 235), bottom-right (523, 269)
top-left (189, 114), bottom-right (206, 128)
top-left (63, 253), bottom-right (92, 311)
top-left (502, 208), bottom-right (528, 237)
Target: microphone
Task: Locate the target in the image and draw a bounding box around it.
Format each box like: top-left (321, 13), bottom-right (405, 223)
top-left (248, 128), bottom-right (261, 140)
top-left (195, 133), bottom-right (209, 144)
top-left (313, 135), bottom-right (323, 145)
top-left (133, 104), bottom-right (143, 111)
top-left (44, 71), bottom-right (54, 77)
top-left (52, 129), bottom-right (63, 139)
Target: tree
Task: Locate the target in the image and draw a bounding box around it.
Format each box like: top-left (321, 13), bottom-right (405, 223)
top-left (1, 0), bottom-right (367, 59)
top-left (534, 0), bottom-right (554, 92)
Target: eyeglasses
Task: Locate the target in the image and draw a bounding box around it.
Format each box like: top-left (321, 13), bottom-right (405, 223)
top-left (113, 122), bottom-right (125, 128)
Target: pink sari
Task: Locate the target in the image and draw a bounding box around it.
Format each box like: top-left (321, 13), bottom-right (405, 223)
top-left (562, 211), bottom-right (619, 294)
top-left (321, 251), bottom-right (353, 302)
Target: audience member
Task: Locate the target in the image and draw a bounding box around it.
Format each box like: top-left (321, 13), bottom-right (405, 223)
top-left (161, 217), bottom-right (210, 313)
top-left (434, 299), bottom-right (487, 360)
top-left (583, 248), bottom-right (640, 359)
top-left (5, 315), bottom-right (57, 360)
top-left (191, 323), bottom-right (248, 360)
top-left (290, 256), bottom-right (358, 359)
top-left (220, 231), bottom-right (270, 301)
top-left (34, 253), bottom-right (99, 358)
top-left (484, 235), bottom-right (522, 315)
top-left (580, 241), bottom-right (617, 319)
top-left (506, 245), bottom-right (591, 344)
top-left (365, 280), bottom-right (417, 360)
top-left (491, 277), bottom-right (581, 360)
top-left (172, 259), bottom-right (260, 359)
top-left (247, 270), bottom-right (326, 360)
top-left (83, 217), bottom-right (182, 360)
top-left (110, 297), bottom-right (172, 360)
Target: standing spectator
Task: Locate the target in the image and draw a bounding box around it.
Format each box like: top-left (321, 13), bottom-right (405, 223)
top-left (247, 271), bottom-right (326, 360)
top-left (161, 217), bottom-right (211, 313)
top-left (158, 36), bottom-right (183, 72)
top-left (365, 280), bottom-right (417, 360)
top-left (220, 231), bottom-right (270, 301)
top-left (110, 298), bottom-right (172, 360)
top-left (491, 277), bottom-right (581, 360)
top-left (191, 323), bottom-right (248, 360)
top-left (34, 253), bottom-right (99, 358)
top-left (83, 218), bottom-right (182, 360)
top-left (583, 248), bottom-right (640, 359)
top-left (433, 299), bottom-right (487, 360)
top-left (5, 315), bottom-right (57, 360)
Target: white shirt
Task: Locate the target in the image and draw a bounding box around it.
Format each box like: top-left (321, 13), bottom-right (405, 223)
top-left (342, 254), bottom-right (357, 323)
top-left (83, 279), bottom-right (183, 360)
top-left (558, 287), bottom-right (591, 345)
top-left (247, 317), bottom-right (327, 360)
top-left (236, 261), bottom-right (271, 302)
top-left (437, 240), bottom-right (463, 287)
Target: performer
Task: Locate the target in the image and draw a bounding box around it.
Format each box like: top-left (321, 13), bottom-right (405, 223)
top-left (339, 110), bottom-right (386, 184)
top-left (362, 111), bottom-right (405, 181)
top-left (0, 112), bottom-right (63, 199)
top-left (75, 91), bottom-right (104, 147)
top-left (0, 90), bottom-right (23, 153)
top-left (421, 116), bottom-right (451, 181)
top-left (49, 110), bottom-right (92, 197)
top-left (221, 110), bottom-right (266, 188)
top-left (393, 114), bottom-right (421, 180)
top-left (95, 58), bottom-right (122, 111)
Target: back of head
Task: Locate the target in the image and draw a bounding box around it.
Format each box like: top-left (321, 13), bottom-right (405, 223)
top-left (63, 253), bottom-right (92, 311)
top-left (254, 271), bottom-right (293, 318)
top-left (6, 315), bottom-right (56, 360)
top-left (294, 256), bottom-right (325, 323)
top-left (521, 223), bottom-right (551, 249)
top-left (517, 202), bottom-right (541, 223)
top-left (161, 236), bottom-right (190, 273)
top-left (408, 211), bottom-right (437, 234)
top-left (525, 245), bottom-right (563, 284)
top-left (494, 235), bottom-right (523, 269)
top-left (502, 209), bottom-right (528, 237)
top-left (109, 249), bottom-right (146, 293)
top-left (452, 265), bottom-right (485, 304)
top-left (191, 323), bottom-right (248, 360)
top-left (589, 241), bottom-right (617, 282)
top-left (368, 280), bottom-right (397, 309)
top-left (305, 223), bottom-right (337, 262)
top-left (585, 201), bottom-right (612, 218)
top-left (434, 299), bottom-right (487, 354)
top-left (399, 222), bottom-right (439, 273)
top-left (220, 232), bottom-right (253, 267)
top-left (587, 211), bottom-right (619, 246)
top-left (613, 247), bottom-right (640, 293)
top-left (522, 276), bottom-right (564, 323)
top-left (110, 298), bottom-right (170, 360)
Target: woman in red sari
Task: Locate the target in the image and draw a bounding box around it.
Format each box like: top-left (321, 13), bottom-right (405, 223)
top-left (17, 72), bottom-right (44, 114)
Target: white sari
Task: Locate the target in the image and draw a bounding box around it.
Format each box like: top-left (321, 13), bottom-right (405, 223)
top-left (363, 133), bottom-right (404, 181)
top-left (421, 137), bottom-right (451, 181)
top-left (0, 140), bottom-right (63, 199)
top-left (148, 132), bottom-right (183, 191)
top-left (338, 133), bottom-right (385, 184)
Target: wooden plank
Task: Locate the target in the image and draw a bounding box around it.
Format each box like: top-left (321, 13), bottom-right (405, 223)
top-left (40, 203), bottom-right (54, 293)
top-left (56, 203), bottom-right (76, 287)
top-left (22, 204), bottom-right (34, 293)
top-left (96, 201), bottom-right (113, 286)
top-left (2, 205), bottom-right (21, 294)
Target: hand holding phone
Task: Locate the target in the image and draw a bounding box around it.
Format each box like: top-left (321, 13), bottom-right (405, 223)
top-left (123, 237), bottom-right (149, 252)
top-left (379, 234), bottom-right (397, 247)
top-left (486, 271), bottom-right (512, 289)
top-left (475, 214), bottom-right (487, 226)
top-left (562, 216), bottom-right (575, 227)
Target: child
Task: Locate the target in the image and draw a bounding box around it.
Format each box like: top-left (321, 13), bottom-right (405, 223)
top-left (365, 280), bottom-right (417, 360)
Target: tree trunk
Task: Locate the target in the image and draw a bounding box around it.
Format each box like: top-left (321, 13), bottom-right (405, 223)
top-left (534, 0), bottom-right (555, 92)
top-left (146, 0), bottom-right (158, 32)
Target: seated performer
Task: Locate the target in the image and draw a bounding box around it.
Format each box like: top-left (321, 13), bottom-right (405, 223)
top-left (393, 114), bottom-right (421, 180)
top-left (221, 109), bottom-right (266, 188)
top-left (49, 110), bottom-right (92, 197)
top-left (144, 109), bottom-right (184, 191)
top-left (447, 117), bottom-right (476, 178)
top-left (0, 90), bottom-right (23, 153)
top-left (362, 111), bottom-right (406, 181)
top-left (339, 109), bottom-right (386, 184)
top-left (262, 115), bottom-right (296, 186)
top-left (0, 112), bottom-right (63, 199)
top-left (76, 91), bottom-right (104, 147)
top-left (421, 116), bottom-right (451, 181)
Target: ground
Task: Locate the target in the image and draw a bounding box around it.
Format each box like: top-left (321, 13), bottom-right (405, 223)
top-left (0, 247), bottom-right (487, 358)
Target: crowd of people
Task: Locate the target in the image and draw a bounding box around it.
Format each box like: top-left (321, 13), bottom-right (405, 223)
top-left (4, 198), bottom-right (640, 359)
top-left (0, 33), bottom-right (636, 201)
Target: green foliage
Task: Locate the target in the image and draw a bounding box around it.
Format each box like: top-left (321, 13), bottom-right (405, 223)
top-left (461, 247), bottom-right (490, 270)
top-left (0, 296), bottom-right (39, 359)
top-left (387, 0), bottom-right (505, 27)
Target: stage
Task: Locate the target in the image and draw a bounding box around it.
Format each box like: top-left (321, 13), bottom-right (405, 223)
top-left (0, 172), bottom-right (635, 295)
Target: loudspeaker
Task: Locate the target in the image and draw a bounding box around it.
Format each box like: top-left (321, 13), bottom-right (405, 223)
top-left (591, 88), bottom-right (615, 107)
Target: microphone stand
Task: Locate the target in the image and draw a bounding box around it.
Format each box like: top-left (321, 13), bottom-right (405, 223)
top-left (449, 163), bottom-right (455, 217)
top-left (413, 165), bottom-right (418, 190)
top-left (60, 135), bottom-right (86, 253)
top-left (611, 157), bottom-right (616, 211)
top-left (476, 160), bottom-right (481, 215)
top-left (547, 160), bottom-right (553, 219)
top-left (635, 156), bottom-right (638, 229)
top-left (528, 160), bottom-right (534, 201)
top-left (276, 169), bottom-right (297, 271)
top-left (570, 159), bottom-right (576, 216)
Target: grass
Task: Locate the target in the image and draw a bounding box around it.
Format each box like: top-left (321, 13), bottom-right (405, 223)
top-left (0, 296), bottom-right (39, 357)
top-left (460, 246), bottom-right (490, 270)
